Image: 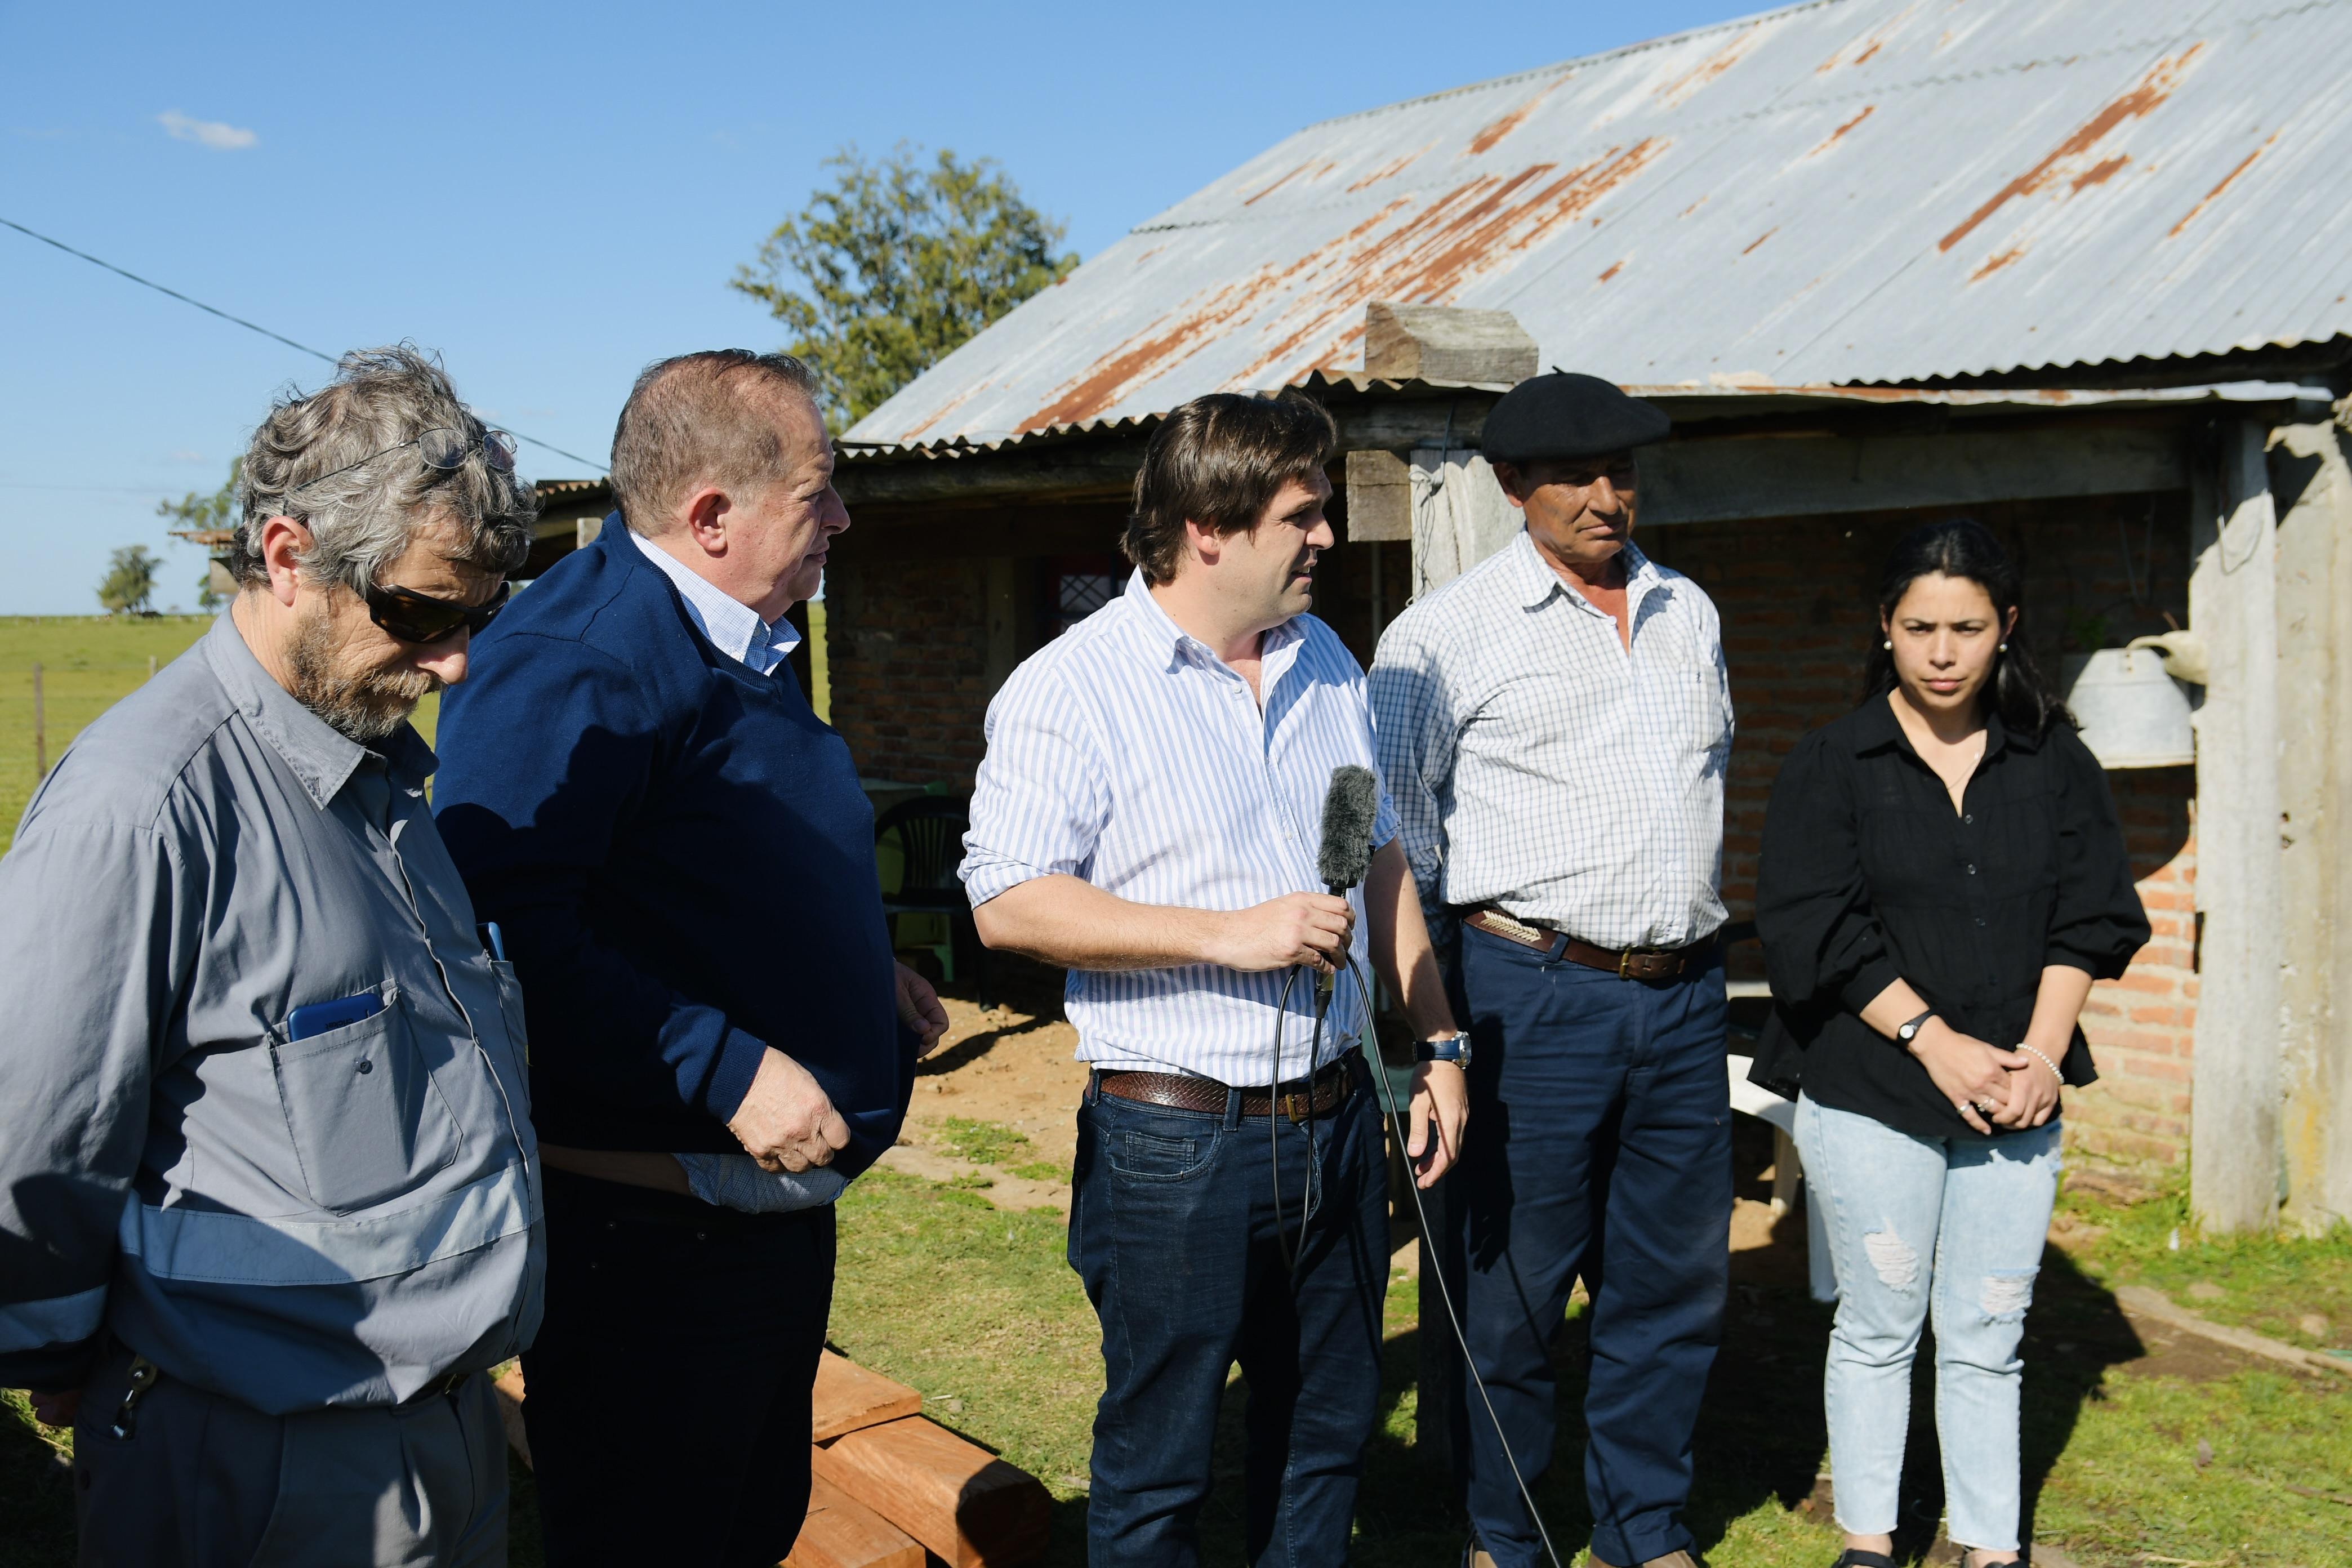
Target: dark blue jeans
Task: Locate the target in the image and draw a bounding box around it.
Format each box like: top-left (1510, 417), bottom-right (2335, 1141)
top-left (1448, 926), bottom-right (1731, 1568)
top-left (1069, 1057), bottom-right (1388, 1567)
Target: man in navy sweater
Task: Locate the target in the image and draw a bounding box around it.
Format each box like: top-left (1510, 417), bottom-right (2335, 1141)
top-left (434, 349), bottom-right (945, 1568)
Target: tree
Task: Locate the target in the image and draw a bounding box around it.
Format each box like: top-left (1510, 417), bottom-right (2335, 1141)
top-left (98, 545), bottom-right (160, 616)
top-left (731, 144), bottom-right (1077, 427)
top-left (159, 458), bottom-right (239, 612)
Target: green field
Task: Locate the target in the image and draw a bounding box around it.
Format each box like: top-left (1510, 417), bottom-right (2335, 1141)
top-left (0, 616), bottom-right (215, 852)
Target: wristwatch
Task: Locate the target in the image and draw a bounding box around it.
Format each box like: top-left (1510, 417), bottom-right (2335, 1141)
top-left (1895, 1008), bottom-right (1937, 1046)
top-left (1415, 1031), bottom-right (1473, 1068)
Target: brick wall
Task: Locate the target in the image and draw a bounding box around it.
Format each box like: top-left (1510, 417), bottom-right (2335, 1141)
top-left (1647, 491), bottom-right (2197, 1165)
top-left (826, 554), bottom-right (992, 787)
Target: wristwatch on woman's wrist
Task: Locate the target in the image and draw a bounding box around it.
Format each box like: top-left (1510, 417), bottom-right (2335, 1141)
top-left (1894, 1008), bottom-right (1937, 1048)
top-left (1415, 1031), bottom-right (1472, 1068)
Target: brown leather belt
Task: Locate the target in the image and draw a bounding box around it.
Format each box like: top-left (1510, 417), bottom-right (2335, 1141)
top-left (1097, 1058), bottom-right (1354, 1122)
top-left (1463, 906), bottom-right (1712, 982)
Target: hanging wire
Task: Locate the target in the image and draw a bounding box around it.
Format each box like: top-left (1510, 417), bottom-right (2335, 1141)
top-left (2, 215), bottom-right (608, 473)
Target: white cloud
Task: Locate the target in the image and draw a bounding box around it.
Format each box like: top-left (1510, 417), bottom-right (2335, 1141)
top-left (167, 449), bottom-right (209, 465)
top-left (157, 110), bottom-right (257, 152)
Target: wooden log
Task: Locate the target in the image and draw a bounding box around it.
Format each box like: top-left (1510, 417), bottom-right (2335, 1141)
top-left (491, 1364), bottom-right (531, 1469)
top-left (812, 1350), bottom-right (925, 1442)
top-left (1364, 301), bottom-right (1538, 386)
top-left (785, 1474), bottom-right (926, 1568)
top-left (811, 1418), bottom-right (1050, 1568)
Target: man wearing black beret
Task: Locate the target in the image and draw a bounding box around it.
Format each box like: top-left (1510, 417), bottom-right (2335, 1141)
top-left (1370, 373), bottom-right (1733, 1568)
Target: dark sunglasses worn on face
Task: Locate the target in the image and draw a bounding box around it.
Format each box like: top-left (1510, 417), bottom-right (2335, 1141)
top-left (363, 579), bottom-right (510, 645)
top-left (297, 426), bottom-right (520, 493)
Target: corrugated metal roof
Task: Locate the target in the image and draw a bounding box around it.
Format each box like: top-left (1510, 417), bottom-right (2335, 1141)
top-left (849, 0), bottom-right (2352, 451)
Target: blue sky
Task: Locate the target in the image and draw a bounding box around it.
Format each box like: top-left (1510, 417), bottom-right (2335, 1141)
top-left (0, 0), bottom-right (1759, 614)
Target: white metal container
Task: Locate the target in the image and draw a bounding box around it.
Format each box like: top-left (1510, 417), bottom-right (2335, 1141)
top-left (2062, 648), bottom-right (2196, 768)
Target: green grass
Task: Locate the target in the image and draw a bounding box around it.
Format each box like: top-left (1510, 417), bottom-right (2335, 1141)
top-left (0, 616), bottom-right (213, 851)
top-left (934, 1116), bottom-right (1037, 1167)
top-left (2056, 1169), bottom-right (2352, 1354)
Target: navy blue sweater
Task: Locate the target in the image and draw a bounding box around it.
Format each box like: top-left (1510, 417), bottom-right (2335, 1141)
top-left (433, 523), bottom-right (910, 1171)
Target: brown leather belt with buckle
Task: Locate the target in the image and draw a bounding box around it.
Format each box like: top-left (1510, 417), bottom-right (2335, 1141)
top-left (1097, 1057), bottom-right (1353, 1122)
top-left (1463, 906), bottom-right (1711, 982)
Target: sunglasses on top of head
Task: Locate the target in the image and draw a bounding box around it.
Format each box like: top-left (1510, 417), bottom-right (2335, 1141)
top-left (297, 426), bottom-right (520, 493)
top-left (362, 579), bottom-right (511, 645)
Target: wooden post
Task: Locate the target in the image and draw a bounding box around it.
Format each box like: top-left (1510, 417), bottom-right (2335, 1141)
top-left (2272, 421), bottom-right (2352, 1231)
top-left (146, 654), bottom-right (157, 680)
top-left (982, 558), bottom-right (1019, 697)
top-left (2190, 418), bottom-right (2285, 1233)
top-left (32, 663), bottom-right (44, 779)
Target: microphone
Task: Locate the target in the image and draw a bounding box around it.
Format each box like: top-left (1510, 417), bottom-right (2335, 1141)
top-left (1316, 764), bottom-right (1379, 894)
top-left (1313, 765), bottom-right (1379, 998)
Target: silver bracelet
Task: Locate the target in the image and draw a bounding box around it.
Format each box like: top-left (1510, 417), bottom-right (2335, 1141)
top-left (2017, 1043), bottom-right (2063, 1082)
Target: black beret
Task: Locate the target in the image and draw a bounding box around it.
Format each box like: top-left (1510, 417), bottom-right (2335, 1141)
top-left (1480, 371), bottom-right (1671, 465)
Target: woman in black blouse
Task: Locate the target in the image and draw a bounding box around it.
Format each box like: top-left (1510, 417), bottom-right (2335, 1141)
top-left (1753, 519), bottom-right (2148, 1568)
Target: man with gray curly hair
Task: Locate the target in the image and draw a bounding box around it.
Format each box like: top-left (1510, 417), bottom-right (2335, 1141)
top-left (0, 346), bottom-right (546, 1566)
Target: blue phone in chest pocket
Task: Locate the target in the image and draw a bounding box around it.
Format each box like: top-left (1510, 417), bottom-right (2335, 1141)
top-left (286, 991), bottom-right (386, 1041)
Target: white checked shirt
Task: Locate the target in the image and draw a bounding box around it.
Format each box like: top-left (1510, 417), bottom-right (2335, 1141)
top-left (961, 571), bottom-right (1399, 1083)
top-left (1369, 532), bottom-right (1731, 950)
top-left (628, 524), bottom-right (803, 676)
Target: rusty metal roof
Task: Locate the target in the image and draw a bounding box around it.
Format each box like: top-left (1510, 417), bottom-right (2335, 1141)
top-left (849, 0), bottom-right (2352, 451)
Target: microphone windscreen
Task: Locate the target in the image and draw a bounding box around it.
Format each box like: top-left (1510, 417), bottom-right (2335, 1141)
top-left (1316, 764), bottom-right (1380, 892)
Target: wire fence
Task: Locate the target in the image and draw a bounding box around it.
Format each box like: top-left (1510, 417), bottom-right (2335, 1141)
top-left (0, 656), bottom-right (188, 851)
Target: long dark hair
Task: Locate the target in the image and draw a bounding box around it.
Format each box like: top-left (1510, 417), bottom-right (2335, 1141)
top-left (1862, 517), bottom-right (2070, 738)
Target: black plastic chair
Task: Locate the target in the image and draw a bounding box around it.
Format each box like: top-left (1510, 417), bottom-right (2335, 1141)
top-left (875, 794), bottom-right (988, 1006)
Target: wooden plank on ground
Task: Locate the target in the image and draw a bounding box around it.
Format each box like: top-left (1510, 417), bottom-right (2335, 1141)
top-left (811, 1418), bottom-right (1050, 1568)
top-left (491, 1364), bottom-right (531, 1469)
top-left (812, 1350), bottom-right (925, 1442)
top-left (785, 1473), bottom-right (925, 1568)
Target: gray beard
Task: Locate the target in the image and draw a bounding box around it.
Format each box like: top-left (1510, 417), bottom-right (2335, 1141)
top-left (286, 608), bottom-right (438, 743)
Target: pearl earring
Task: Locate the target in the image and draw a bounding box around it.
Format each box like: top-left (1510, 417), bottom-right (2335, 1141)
top-left (1883, 639), bottom-right (1893, 649)
top-left (1998, 642), bottom-right (2008, 652)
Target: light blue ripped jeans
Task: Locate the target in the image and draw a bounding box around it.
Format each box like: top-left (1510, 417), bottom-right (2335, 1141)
top-left (1795, 1094), bottom-right (2061, 1554)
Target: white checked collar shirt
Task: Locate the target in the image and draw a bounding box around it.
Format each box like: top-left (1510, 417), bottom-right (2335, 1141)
top-left (960, 571), bottom-right (1399, 1083)
top-left (627, 523), bottom-right (802, 676)
top-left (1369, 532), bottom-right (1731, 950)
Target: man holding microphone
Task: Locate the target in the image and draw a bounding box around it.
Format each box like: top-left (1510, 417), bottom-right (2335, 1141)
top-left (963, 391), bottom-right (1467, 1567)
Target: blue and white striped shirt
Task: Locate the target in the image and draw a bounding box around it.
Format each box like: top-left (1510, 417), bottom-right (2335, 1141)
top-left (961, 571), bottom-right (1399, 1083)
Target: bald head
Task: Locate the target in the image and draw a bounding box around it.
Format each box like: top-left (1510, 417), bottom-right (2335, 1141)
top-left (610, 350), bottom-right (823, 536)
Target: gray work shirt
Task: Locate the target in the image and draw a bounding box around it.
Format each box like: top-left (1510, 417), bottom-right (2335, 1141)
top-left (0, 614), bottom-right (544, 1413)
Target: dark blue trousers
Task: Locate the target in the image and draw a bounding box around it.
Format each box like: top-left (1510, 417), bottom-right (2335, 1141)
top-left (523, 1169), bottom-right (834, 1568)
top-left (1448, 926), bottom-right (1731, 1568)
top-left (1068, 1058), bottom-right (1388, 1568)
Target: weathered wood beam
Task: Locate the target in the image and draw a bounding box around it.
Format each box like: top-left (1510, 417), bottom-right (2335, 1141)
top-left (1345, 450), bottom-right (1412, 542)
top-left (1639, 424), bottom-right (2186, 524)
top-left (830, 503), bottom-right (1128, 561)
top-left (836, 439), bottom-right (1147, 507)
top-left (2190, 418), bottom-right (2284, 1234)
top-left (1365, 302), bottom-right (1537, 385)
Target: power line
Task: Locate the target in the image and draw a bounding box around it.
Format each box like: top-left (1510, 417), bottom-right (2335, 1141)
top-left (2, 215), bottom-right (608, 474)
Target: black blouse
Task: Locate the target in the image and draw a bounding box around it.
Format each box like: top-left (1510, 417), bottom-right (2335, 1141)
top-left (1749, 696), bottom-right (2150, 1141)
